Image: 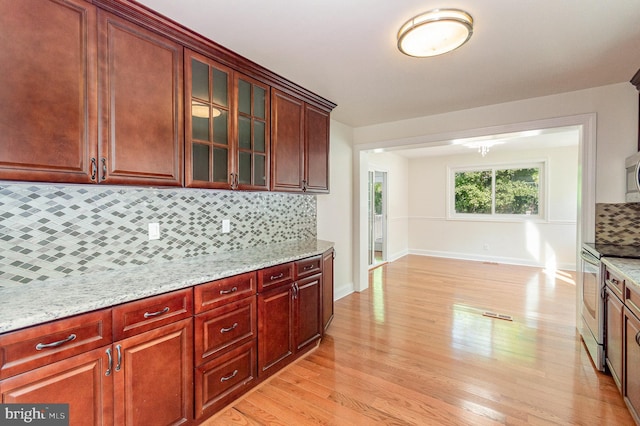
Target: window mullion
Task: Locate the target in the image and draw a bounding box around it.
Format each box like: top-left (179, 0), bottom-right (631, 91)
top-left (491, 168), bottom-right (496, 215)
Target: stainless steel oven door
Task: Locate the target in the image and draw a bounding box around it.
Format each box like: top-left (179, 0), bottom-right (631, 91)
top-left (579, 247), bottom-right (604, 370)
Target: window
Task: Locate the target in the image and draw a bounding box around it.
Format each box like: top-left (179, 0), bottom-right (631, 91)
top-left (450, 163), bottom-right (545, 219)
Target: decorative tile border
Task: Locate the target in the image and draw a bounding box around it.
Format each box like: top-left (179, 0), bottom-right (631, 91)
top-left (0, 182), bottom-right (316, 284)
top-left (595, 203), bottom-right (640, 245)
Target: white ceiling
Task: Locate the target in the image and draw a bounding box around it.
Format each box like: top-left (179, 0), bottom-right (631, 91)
top-left (137, 0), bottom-right (640, 129)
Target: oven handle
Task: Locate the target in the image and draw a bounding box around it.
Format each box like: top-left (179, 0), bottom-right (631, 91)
top-left (580, 249), bottom-right (600, 267)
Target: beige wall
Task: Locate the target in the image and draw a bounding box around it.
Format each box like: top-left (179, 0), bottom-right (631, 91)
top-left (317, 120), bottom-right (354, 299)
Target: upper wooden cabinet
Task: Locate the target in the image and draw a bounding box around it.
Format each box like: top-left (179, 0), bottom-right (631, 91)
top-left (271, 89), bottom-right (330, 193)
top-left (0, 0), bottom-right (98, 183)
top-left (185, 49), bottom-right (270, 190)
top-left (98, 10), bottom-right (183, 186)
top-left (1, 0), bottom-right (334, 191)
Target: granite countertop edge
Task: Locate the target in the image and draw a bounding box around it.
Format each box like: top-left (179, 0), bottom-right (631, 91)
top-left (602, 257), bottom-right (640, 289)
top-left (0, 239), bottom-right (334, 334)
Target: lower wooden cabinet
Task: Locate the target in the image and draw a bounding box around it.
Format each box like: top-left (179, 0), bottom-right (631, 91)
top-left (114, 318), bottom-right (193, 426)
top-left (0, 249), bottom-right (334, 425)
top-left (606, 287), bottom-right (623, 391)
top-left (0, 345), bottom-right (114, 425)
top-left (257, 283), bottom-right (295, 377)
top-left (624, 306), bottom-right (640, 424)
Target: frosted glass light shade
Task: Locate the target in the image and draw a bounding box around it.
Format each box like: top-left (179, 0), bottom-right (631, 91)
top-left (397, 9), bottom-right (473, 57)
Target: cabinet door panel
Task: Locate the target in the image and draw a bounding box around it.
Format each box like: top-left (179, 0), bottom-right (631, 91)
top-left (295, 274), bottom-right (322, 351)
top-left (98, 11), bottom-right (183, 186)
top-left (305, 104), bottom-right (330, 193)
top-left (271, 89), bottom-right (304, 192)
top-left (0, 346), bottom-right (113, 426)
top-left (625, 308), bottom-right (640, 422)
top-left (114, 318), bottom-right (193, 426)
top-left (322, 249), bottom-right (335, 331)
top-left (606, 288), bottom-right (623, 391)
top-left (0, 0), bottom-right (97, 183)
top-left (257, 286), bottom-right (293, 377)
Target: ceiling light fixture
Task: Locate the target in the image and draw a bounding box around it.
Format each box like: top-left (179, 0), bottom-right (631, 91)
top-left (397, 8), bottom-right (473, 57)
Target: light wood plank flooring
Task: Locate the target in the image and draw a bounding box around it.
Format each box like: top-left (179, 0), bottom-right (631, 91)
top-left (205, 255), bottom-right (634, 425)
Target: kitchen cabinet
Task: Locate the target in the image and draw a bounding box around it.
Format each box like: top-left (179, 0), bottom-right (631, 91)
top-left (0, 0), bottom-right (98, 184)
top-left (624, 305), bottom-right (640, 423)
top-left (257, 257), bottom-right (323, 378)
top-left (185, 49), bottom-right (270, 190)
top-left (0, 346), bottom-right (114, 425)
top-left (0, 289), bottom-right (193, 426)
top-left (606, 286), bottom-right (623, 390)
top-left (97, 10), bottom-right (183, 186)
top-left (193, 272), bottom-right (257, 420)
top-left (271, 89), bottom-right (331, 193)
top-left (322, 248), bottom-right (335, 331)
top-left (0, 1), bottom-right (184, 186)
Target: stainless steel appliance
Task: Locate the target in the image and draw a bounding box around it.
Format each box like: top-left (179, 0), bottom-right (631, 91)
top-left (625, 151), bottom-right (640, 202)
top-left (579, 243), bottom-right (604, 370)
top-left (579, 243), bottom-right (640, 371)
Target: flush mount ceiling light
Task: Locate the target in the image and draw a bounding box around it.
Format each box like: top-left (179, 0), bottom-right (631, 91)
top-left (397, 8), bottom-right (473, 57)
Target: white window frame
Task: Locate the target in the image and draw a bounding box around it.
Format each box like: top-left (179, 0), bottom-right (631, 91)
top-left (447, 160), bottom-right (548, 222)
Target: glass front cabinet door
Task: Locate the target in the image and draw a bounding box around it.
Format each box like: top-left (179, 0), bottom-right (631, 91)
top-left (185, 49), bottom-right (269, 190)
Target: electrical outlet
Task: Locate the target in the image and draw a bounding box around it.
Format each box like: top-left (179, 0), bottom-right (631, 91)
top-left (222, 219), bottom-right (230, 233)
top-left (148, 223), bottom-right (160, 240)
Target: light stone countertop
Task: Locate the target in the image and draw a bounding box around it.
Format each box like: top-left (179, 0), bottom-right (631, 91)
top-left (602, 257), bottom-right (640, 289)
top-left (0, 239), bottom-right (334, 334)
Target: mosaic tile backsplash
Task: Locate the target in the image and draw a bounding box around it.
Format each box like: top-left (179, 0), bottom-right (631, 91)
top-left (0, 182), bottom-right (316, 284)
top-left (596, 203), bottom-right (640, 245)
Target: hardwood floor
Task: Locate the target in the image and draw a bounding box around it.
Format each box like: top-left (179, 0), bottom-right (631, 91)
top-left (204, 255), bottom-right (634, 425)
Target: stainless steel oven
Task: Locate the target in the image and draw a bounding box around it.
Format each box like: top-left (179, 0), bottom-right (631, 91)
top-left (579, 244), bottom-right (604, 371)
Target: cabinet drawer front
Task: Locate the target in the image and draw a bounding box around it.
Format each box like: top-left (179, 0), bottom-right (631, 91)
top-left (295, 255), bottom-right (322, 279)
top-left (0, 309), bottom-right (112, 379)
top-left (113, 288), bottom-right (193, 340)
top-left (626, 284), bottom-right (640, 320)
top-left (194, 340), bottom-right (256, 420)
top-left (258, 263), bottom-right (294, 291)
top-left (195, 297), bottom-right (256, 363)
top-left (605, 267), bottom-right (625, 298)
top-left (194, 271), bottom-right (256, 313)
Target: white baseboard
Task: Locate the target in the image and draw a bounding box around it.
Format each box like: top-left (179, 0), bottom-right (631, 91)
top-left (408, 249), bottom-right (576, 271)
top-left (334, 281), bottom-right (355, 301)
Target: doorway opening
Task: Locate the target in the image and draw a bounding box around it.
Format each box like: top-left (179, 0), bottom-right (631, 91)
top-left (368, 170), bottom-right (387, 268)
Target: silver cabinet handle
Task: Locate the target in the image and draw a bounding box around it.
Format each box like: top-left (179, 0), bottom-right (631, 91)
top-left (35, 333), bottom-right (76, 350)
top-left (101, 158), bottom-right (107, 181)
top-left (636, 331), bottom-right (640, 347)
top-left (106, 347), bottom-right (113, 376)
top-left (220, 323), bottom-right (238, 333)
top-left (90, 158), bottom-right (97, 181)
top-left (115, 344), bottom-right (122, 372)
top-left (144, 307), bottom-right (170, 318)
top-left (220, 286), bottom-right (238, 295)
top-left (270, 273), bottom-right (284, 280)
top-left (303, 264), bottom-right (315, 271)
top-left (220, 369), bottom-right (238, 382)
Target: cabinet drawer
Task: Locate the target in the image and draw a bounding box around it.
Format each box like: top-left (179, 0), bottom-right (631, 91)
top-left (605, 267), bottom-right (625, 298)
top-left (626, 284), bottom-right (640, 320)
top-left (258, 262), bottom-right (294, 291)
top-left (113, 288), bottom-right (193, 340)
top-left (295, 255), bottom-right (322, 279)
top-left (195, 296), bottom-right (256, 364)
top-left (194, 271), bottom-right (256, 313)
top-left (194, 340), bottom-right (256, 420)
top-left (0, 309), bottom-right (112, 380)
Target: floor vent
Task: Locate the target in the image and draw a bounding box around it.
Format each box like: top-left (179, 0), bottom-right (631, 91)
top-left (482, 311), bottom-right (513, 321)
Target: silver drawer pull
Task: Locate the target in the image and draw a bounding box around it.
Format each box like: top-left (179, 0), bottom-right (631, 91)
top-left (144, 307), bottom-right (169, 318)
top-left (105, 347), bottom-right (113, 376)
top-left (219, 286), bottom-right (238, 295)
top-left (35, 333), bottom-right (76, 350)
top-left (636, 331), bottom-right (640, 347)
top-left (220, 369), bottom-right (238, 382)
top-left (303, 264), bottom-right (315, 271)
top-left (220, 323), bottom-right (238, 333)
top-left (270, 273), bottom-right (284, 280)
